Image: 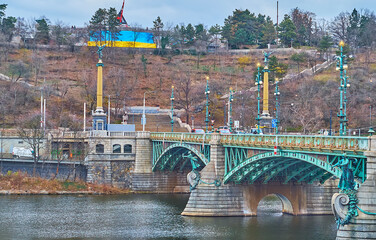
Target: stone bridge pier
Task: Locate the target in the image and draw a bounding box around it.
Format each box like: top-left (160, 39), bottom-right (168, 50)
top-left (182, 134), bottom-right (338, 216)
top-left (336, 136), bottom-right (376, 239)
top-left (132, 132), bottom-right (190, 193)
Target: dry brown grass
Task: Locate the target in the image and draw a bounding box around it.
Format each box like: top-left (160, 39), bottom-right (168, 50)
top-left (0, 171), bottom-right (129, 194)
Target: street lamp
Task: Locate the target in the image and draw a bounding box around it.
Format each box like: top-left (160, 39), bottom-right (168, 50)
top-left (228, 87), bottom-right (234, 133)
top-left (336, 40), bottom-right (349, 136)
top-left (205, 76), bottom-right (210, 133)
top-left (255, 63), bottom-right (262, 134)
top-left (142, 90), bottom-right (155, 132)
top-left (274, 77), bottom-right (281, 134)
top-left (170, 86), bottom-right (174, 132)
top-left (369, 105), bottom-right (375, 136)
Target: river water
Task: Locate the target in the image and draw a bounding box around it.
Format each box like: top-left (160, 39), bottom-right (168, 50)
top-left (0, 194), bottom-right (337, 240)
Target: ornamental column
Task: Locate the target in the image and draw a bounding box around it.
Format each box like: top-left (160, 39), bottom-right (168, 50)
top-left (92, 45), bottom-right (107, 131)
top-left (260, 52), bottom-right (273, 133)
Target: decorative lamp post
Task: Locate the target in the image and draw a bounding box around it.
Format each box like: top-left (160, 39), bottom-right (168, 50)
top-left (274, 77), bottom-right (281, 134)
top-left (255, 63), bottom-right (262, 134)
top-left (229, 87), bottom-right (234, 133)
top-left (205, 76), bottom-right (210, 133)
top-left (369, 105), bottom-right (374, 136)
top-left (170, 85), bottom-right (174, 132)
top-left (336, 41), bottom-right (349, 136)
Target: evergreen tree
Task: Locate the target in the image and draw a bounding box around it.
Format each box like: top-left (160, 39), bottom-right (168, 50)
top-left (107, 7), bottom-right (120, 46)
top-left (35, 18), bottom-right (50, 44)
top-left (347, 9), bottom-right (360, 48)
top-left (278, 15), bottom-right (296, 47)
top-left (153, 16), bottom-right (164, 50)
top-left (153, 16), bottom-right (164, 31)
top-left (0, 4), bottom-right (6, 20)
top-left (89, 8), bottom-right (108, 45)
top-left (260, 17), bottom-right (276, 48)
top-left (185, 23), bottom-right (195, 44)
top-left (0, 4), bottom-right (16, 42)
top-left (318, 35), bottom-right (333, 60)
top-left (1, 16), bottom-right (16, 42)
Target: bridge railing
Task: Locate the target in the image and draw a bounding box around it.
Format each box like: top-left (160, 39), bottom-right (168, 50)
top-left (150, 132), bottom-right (212, 144)
top-left (220, 134), bottom-right (369, 153)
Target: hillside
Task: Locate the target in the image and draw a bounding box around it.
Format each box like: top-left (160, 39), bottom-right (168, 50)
top-left (0, 45), bottom-right (375, 134)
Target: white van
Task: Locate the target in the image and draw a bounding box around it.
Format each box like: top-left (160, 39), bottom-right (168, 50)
top-left (12, 147), bottom-right (33, 159)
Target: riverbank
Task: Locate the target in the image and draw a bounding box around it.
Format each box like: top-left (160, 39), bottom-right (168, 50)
top-left (0, 171), bottom-right (130, 195)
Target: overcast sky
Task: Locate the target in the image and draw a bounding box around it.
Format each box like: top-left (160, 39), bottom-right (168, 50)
top-left (2, 0), bottom-right (375, 28)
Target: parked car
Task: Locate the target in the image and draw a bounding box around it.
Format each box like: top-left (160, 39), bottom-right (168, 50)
top-left (191, 128), bottom-right (205, 134)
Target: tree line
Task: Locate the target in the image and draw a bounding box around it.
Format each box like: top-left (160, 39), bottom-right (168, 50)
top-left (1, 3), bottom-right (376, 54)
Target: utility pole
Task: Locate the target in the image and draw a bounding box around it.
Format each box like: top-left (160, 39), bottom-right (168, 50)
top-left (276, 0), bottom-right (279, 44)
top-left (229, 88), bottom-right (234, 133)
top-left (43, 99), bottom-right (46, 133)
top-left (83, 103), bottom-right (86, 132)
top-left (205, 76), bottom-right (210, 133)
top-left (108, 95), bottom-right (111, 125)
top-left (170, 86), bottom-right (174, 132)
top-left (329, 110), bottom-right (332, 136)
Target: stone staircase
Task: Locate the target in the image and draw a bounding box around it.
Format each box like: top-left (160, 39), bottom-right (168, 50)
top-left (127, 113), bottom-right (189, 132)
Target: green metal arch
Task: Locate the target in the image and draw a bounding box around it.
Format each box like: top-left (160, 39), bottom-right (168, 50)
top-left (223, 151), bottom-right (342, 184)
top-left (152, 143), bottom-right (209, 171)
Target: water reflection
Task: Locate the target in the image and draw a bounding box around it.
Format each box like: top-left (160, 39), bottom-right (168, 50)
top-left (0, 194), bottom-right (336, 240)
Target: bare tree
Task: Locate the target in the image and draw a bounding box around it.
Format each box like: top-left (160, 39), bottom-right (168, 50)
top-left (31, 51), bottom-right (46, 86)
top-left (17, 114), bottom-right (45, 176)
top-left (107, 67), bottom-right (136, 118)
top-left (330, 12), bottom-right (350, 43)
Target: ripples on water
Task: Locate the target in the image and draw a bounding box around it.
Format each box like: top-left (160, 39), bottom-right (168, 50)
top-left (0, 194), bottom-right (336, 240)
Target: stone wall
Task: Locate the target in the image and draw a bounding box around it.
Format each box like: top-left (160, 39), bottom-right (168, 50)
top-left (132, 172), bottom-right (190, 193)
top-left (86, 160), bottom-right (134, 188)
top-left (0, 159), bottom-right (87, 181)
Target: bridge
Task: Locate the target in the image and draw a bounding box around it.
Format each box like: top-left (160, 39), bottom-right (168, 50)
top-left (143, 132), bottom-right (376, 239)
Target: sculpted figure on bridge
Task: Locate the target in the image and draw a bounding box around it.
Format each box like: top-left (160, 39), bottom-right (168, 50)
top-left (334, 157), bottom-right (355, 191)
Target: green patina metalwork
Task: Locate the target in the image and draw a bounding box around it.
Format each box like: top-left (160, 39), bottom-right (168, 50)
top-left (223, 151), bottom-right (348, 184)
top-left (336, 190), bottom-right (359, 228)
top-left (150, 133), bottom-right (368, 186)
top-left (152, 142), bottom-right (210, 172)
top-left (150, 132), bottom-right (212, 144)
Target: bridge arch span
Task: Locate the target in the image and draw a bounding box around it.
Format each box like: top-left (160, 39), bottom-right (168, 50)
top-left (257, 193), bottom-right (294, 215)
top-left (224, 151), bottom-right (342, 185)
top-left (244, 183), bottom-right (307, 215)
top-left (152, 143), bottom-right (209, 172)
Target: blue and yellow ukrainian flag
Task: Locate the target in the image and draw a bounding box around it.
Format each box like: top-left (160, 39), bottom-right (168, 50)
top-left (88, 30), bottom-right (156, 48)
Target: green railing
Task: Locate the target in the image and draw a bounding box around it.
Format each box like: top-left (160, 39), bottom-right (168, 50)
top-left (150, 132), bottom-right (212, 144)
top-left (221, 134), bottom-right (369, 153)
top-left (151, 133), bottom-right (369, 153)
